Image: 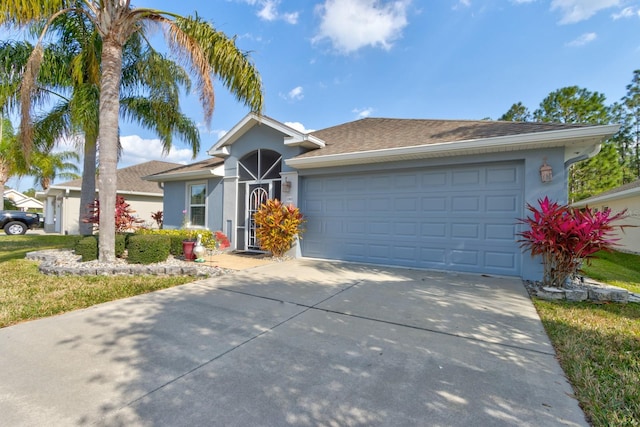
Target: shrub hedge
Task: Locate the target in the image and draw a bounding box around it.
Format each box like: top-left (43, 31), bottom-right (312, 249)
top-left (137, 228), bottom-right (218, 255)
top-left (127, 234), bottom-right (171, 264)
top-left (75, 236), bottom-right (98, 261)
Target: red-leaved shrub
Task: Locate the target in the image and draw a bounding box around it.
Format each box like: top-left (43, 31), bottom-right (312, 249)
top-left (84, 195), bottom-right (144, 233)
top-left (518, 197), bottom-right (627, 287)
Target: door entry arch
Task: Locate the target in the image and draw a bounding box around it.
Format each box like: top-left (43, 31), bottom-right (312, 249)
top-left (237, 149), bottom-right (282, 251)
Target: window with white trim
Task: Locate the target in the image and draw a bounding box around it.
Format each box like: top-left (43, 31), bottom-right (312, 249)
top-left (188, 182), bottom-right (207, 227)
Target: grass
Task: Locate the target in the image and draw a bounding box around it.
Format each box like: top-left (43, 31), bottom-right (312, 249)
top-left (0, 235), bottom-right (196, 328)
top-left (581, 251), bottom-right (640, 294)
top-left (533, 250), bottom-right (640, 427)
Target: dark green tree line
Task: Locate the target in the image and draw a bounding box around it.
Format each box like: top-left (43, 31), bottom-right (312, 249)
top-left (498, 76), bottom-right (640, 201)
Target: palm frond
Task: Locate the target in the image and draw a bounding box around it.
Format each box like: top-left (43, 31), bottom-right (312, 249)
top-left (0, 0), bottom-right (68, 27)
top-left (120, 96), bottom-right (200, 157)
top-left (174, 15), bottom-right (263, 116)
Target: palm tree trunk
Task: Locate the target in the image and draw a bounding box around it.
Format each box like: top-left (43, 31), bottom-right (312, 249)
top-left (97, 37), bottom-right (123, 262)
top-left (78, 136), bottom-right (97, 235)
top-left (0, 163), bottom-right (7, 208)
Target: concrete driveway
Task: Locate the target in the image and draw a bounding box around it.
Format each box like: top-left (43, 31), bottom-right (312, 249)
top-left (0, 260), bottom-right (587, 426)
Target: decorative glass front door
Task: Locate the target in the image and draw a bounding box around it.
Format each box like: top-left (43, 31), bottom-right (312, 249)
top-left (237, 149), bottom-right (282, 251)
top-left (247, 185), bottom-right (269, 250)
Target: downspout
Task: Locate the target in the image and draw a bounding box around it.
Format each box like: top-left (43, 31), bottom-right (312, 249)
top-left (565, 143), bottom-right (602, 168)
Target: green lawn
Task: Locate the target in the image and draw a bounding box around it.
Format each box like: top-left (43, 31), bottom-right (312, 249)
top-left (534, 250), bottom-right (640, 427)
top-left (581, 251), bottom-right (640, 294)
top-left (0, 235), bottom-right (195, 328)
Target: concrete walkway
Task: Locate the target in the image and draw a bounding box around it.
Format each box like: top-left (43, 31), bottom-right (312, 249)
top-left (0, 260), bottom-right (587, 426)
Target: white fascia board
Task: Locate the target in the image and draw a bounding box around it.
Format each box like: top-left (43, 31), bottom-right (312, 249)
top-left (206, 113), bottom-right (324, 155)
top-left (46, 185), bottom-right (160, 197)
top-left (145, 170), bottom-right (218, 182)
top-left (286, 124), bottom-right (621, 169)
top-left (207, 113), bottom-right (259, 155)
top-left (284, 134), bottom-right (325, 148)
top-left (116, 190), bottom-right (162, 197)
top-left (572, 186), bottom-right (640, 207)
top-left (48, 185), bottom-right (82, 192)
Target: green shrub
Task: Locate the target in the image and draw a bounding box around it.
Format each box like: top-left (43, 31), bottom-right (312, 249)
top-left (169, 234), bottom-right (186, 256)
top-left (136, 228), bottom-right (220, 255)
top-left (75, 236), bottom-right (98, 262)
top-left (115, 233), bottom-right (128, 258)
top-left (126, 234), bottom-right (170, 264)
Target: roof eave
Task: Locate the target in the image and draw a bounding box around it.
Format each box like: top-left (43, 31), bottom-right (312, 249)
top-left (144, 167), bottom-right (223, 182)
top-left (572, 186), bottom-right (640, 206)
top-left (207, 113), bottom-right (325, 155)
top-left (286, 124), bottom-right (620, 169)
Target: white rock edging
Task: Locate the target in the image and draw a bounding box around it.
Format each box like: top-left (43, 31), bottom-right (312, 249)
top-left (25, 249), bottom-right (224, 277)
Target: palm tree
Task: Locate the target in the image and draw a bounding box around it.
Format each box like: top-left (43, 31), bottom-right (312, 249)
top-left (1, 14), bottom-right (202, 234)
top-left (1, 2), bottom-right (261, 259)
top-left (0, 116), bottom-right (25, 201)
top-left (29, 148), bottom-right (80, 190)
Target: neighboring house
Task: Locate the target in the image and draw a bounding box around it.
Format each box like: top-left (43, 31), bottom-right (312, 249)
top-left (39, 160), bottom-right (180, 235)
top-left (3, 188), bottom-right (44, 211)
top-left (145, 113), bottom-right (619, 281)
top-left (572, 179), bottom-right (640, 254)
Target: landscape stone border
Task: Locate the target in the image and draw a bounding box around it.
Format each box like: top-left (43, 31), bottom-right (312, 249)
top-left (525, 278), bottom-right (640, 304)
top-left (25, 250), bottom-right (223, 277)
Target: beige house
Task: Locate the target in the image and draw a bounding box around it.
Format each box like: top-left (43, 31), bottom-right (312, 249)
top-left (39, 160), bottom-right (179, 235)
top-left (573, 179), bottom-right (640, 254)
top-left (3, 188), bottom-right (44, 211)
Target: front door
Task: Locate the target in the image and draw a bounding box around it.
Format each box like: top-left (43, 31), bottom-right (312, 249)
top-left (237, 149), bottom-right (283, 251)
top-left (247, 184), bottom-right (269, 250)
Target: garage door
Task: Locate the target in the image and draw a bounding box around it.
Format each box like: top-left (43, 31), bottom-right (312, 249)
top-left (299, 162), bottom-right (523, 276)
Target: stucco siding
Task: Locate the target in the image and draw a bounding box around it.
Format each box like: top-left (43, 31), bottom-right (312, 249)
top-left (224, 125), bottom-right (308, 177)
top-left (589, 197), bottom-right (640, 254)
top-left (163, 182), bottom-right (186, 228)
top-left (207, 177), bottom-right (224, 231)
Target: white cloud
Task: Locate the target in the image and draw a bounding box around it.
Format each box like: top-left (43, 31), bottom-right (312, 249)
top-left (612, 6), bottom-right (640, 19)
top-left (313, 0), bottom-right (411, 54)
top-left (285, 122), bottom-right (315, 133)
top-left (352, 107), bottom-right (374, 119)
top-left (280, 86), bottom-right (304, 101)
top-left (240, 0), bottom-right (299, 24)
top-left (566, 32), bottom-right (597, 47)
top-left (551, 0), bottom-right (621, 24)
top-left (52, 134), bottom-right (82, 154)
top-left (454, 0), bottom-right (471, 9)
top-left (118, 135), bottom-right (200, 168)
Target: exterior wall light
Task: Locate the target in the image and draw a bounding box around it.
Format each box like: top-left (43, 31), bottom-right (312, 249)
top-left (540, 158), bottom-right (553, 183)
top-left (282, 177), bottom-right (292, 193)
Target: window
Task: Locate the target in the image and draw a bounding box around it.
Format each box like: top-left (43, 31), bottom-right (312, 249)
top-left (188, 182), bottom-right (206, 227)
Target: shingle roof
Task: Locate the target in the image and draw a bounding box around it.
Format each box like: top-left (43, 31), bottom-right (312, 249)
top-left (575, 178), bottom-right (640, 204)
top-left (144, 157), bottom-right (224, 178)
top-left (298, 118), bottom-right (588, 158)
top-left (55, 160), bottom-right (181, 194)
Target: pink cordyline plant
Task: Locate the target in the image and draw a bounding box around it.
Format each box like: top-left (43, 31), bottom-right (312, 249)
top-left (518, 197), bottom-right (627, 287)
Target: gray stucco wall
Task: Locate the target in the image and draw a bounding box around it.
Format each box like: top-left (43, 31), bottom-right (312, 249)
top-left (162, 182), bottom-right (186, 228)
top-left (221, 124), bottom-right (311, 249)
top-left (223, 125), bottom-right (308, 177)
top-left (162, 177), bottom-right (223, 231)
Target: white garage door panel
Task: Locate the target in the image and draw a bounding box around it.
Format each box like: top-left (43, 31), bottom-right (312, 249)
top-left (300, 162), bottom-right (523, 275)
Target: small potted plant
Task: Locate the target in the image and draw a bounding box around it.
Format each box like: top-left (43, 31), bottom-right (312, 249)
top-left (181, 209), bottom-right (197, 261)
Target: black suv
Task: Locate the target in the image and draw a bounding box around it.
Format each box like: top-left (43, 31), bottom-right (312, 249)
top-left (0, 210), bottom-right (41, 235)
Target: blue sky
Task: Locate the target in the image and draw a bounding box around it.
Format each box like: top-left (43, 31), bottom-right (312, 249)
top-left (6, 0), bottom-right (640, 191)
